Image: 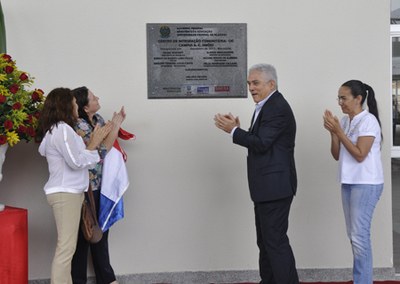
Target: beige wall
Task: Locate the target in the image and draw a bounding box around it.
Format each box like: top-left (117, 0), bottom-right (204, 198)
top-left (0, 0), bottom-right (392, 279)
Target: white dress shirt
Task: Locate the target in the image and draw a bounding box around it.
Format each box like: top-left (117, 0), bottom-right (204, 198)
top-left (38, 122), bottom-right (100, 195)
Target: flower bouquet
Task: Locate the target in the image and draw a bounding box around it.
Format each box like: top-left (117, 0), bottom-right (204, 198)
top-left (0, 53), bottom-right (44, 147)
top-left (0, 53), bottom-right (44, 183)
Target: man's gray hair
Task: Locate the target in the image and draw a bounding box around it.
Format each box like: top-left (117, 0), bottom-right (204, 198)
top-left (249, 63), bottom-right (278, 89)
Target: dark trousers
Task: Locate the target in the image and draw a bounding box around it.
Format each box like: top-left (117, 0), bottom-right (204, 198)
top-left (254, 196), bottom-right (299, 284)
top-left (71, 190), bottom-right (116, 284)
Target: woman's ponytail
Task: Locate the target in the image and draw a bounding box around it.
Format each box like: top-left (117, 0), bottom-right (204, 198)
top-left (364, 83), bottom-right (381, 127)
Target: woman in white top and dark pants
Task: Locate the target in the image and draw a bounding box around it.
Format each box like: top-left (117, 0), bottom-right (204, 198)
top-left (323, 80), bottom-right (384, 284)
top-left (38, 88), bottom-right (111, 284)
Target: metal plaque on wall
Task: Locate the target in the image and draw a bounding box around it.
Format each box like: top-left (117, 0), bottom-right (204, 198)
top-left (147, 23), bottom-right (247, 99)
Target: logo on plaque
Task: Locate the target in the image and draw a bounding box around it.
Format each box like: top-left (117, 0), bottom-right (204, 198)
top-left (159, 26), bottom-right (171, 38)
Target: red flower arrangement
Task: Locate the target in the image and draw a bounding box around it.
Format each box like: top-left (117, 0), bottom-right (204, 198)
top-left (0, 53), bottom-right (44, 146)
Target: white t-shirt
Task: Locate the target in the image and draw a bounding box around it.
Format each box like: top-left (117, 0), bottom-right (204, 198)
top-left (338, 110), bottom-right (384, 184)
top-left (38, 122), bottom-right (100, 195)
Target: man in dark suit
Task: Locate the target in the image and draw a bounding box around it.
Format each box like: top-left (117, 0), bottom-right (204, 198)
top-left (214, 64), bottom-right (299, 284)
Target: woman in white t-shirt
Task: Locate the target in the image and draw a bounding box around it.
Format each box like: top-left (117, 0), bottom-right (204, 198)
top-left (323, 80), bottom-right (383, 284)
top-left (37, 88), bottom-right (111, 284)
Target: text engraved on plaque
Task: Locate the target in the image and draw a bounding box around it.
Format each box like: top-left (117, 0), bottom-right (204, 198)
top-left (147, 23), bottom-right (247, 99)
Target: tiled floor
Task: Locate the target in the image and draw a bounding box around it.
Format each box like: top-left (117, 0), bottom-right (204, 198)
top-left (392, 158), bottom-right (400, 273)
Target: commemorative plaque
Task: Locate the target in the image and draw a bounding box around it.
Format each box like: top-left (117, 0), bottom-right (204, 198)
top-left (147, 23), bottom-right (247, 99)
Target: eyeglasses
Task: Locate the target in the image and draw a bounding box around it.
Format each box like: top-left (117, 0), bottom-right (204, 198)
top-left (337, 96), bottom-right (353, 103)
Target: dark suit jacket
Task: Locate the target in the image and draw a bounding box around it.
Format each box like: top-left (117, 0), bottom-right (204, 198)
top-left (233, 91), bottom-right (297, 202)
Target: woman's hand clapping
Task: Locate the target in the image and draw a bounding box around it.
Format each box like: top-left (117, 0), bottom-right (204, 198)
top-left (87, 122), bottom-right (113, 150)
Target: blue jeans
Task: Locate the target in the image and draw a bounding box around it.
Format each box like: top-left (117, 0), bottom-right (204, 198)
top-left (341, 183), bottom-right (383, 284)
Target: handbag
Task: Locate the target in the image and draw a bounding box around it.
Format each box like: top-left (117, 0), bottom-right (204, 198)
top-left (81, 184), bottom-right (103, 243)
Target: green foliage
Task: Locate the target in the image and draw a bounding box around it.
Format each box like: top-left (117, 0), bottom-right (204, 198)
top-left (0, 1), bottom-right (6, 53)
